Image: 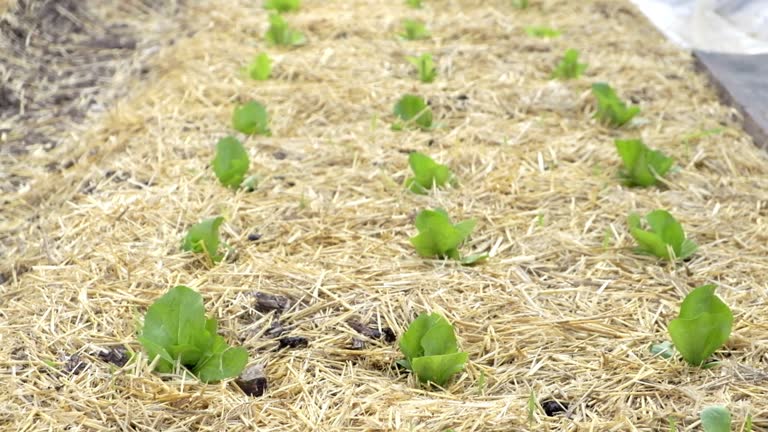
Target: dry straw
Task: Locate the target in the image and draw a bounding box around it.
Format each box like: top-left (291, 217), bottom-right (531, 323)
top-left (2, 0), bottom-right (768, 430)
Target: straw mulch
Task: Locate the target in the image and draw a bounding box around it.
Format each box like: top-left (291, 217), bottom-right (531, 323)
top-left (3, 0), bottom-right (768, 430)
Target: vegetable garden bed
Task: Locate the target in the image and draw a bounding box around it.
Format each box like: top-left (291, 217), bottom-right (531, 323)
top-left (3, 0), bottom-right (768, 430)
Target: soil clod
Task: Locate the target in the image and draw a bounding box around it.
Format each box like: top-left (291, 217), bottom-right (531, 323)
top-left (253, 292), bottom-right (290, 313)
top-left (63, 354), bottom-right (87, 375)
top-left (540, 399), bottom-right (568, 417)
top-left (278, 336), bottom-right (309, 350)
top-left (96, 346), bottom-right (130, 367)
top-left (348, 320), bottom-right (396, 343)
top-left (236, 364), bottom-right (268, 397)
top-left (247, 233), bottom-right (262, 241)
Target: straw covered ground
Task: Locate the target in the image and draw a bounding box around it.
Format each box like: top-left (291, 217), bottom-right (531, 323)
top-left (3, 0), bottom-right (768, 430)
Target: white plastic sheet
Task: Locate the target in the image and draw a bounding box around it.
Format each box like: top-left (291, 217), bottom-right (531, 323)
top-left (629, 0), bottom-right (768, 53)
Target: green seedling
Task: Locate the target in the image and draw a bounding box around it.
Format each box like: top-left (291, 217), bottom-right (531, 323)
top-left (264, 0), bottom-right (300, 12)
top-left (525, 26), bottom-right (561, 38)
top-left (400, 19), bottom-right (430, 40)
top-left (247, 53), bottom-right (272, 81)
top-left (138, 285), bottom-right (248, 383)
top-left (393, 94), bottom-right (432, 130)
top-left (212, 136), bottom-right (250, 189)
top-left (406, 0), bottom-right (422, 7)
top-left (397, 312), bottom-right (468, 386)
top-left (405, 152), bottom-right (454, 194)
top-left (512, 0), bottom-right (529, 8)
top-left (700, 406), bottom-right (731, 432)
top-left (591, 83), bottom-right (640, 127)
top-left (265, 13), bottom-right (306, 47)
top-left (182, 217), bottom-right (225, 263)
top-left (551, 48), bottom-right (587, 80)
top-left (406, 53), bottom-right (437, 83)
top-left (627, 210), bottom-right (697, 261)
top-left (649, 340), bottom-right (675, 359)
top-left (669, 285), bottom-right (732, 367)
top-left (410, 208), bottom-right (487, 265)
top-left (233, 101), bottom-right (270, 136)
top-left (615, 139), bottom-right (674, 187)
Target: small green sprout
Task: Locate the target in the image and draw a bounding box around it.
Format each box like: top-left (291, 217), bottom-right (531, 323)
top-left (406, 53), bottom-right (437, 83)
top-left (591, 83), bottom-right (640, 127)
top-left (182, 217), bottom-right (225, 262)
top-left (138, 285), bottom-right (248, 383)
top-left (393, 94), bottom-right (432, 130)
top-left (247, 53), bottom-right (272, 81)
top-left (264, 0), bottom-right (300, 13)
top-left (400, 19), bottom-right (430, 40)
top-left (525, 26), bottom-right (561, 38)
top-left (397, 312), bottom-right (468, 386)
top-left (551, 49), bottom-right (587, 80)
top-left (233, 101), bottom-right (270, 136)
top-left (512, 0), bottom-right (529, 8)
top-left (627, 210), bottom-right (697, 261)
top-left (265, 13), bottom-right (306, 47)
top-left (405, 0), bottom-right (422, 7)
top-left (405, 152), bottom-right (455, 194)
top-left (700, 406), bottom-right (732, 432)
top-left (669, 285), bottom-right (733, 367)
top-left (410, 208), bottom-right (487, 265)
top-left (615, 139), bottom-right (674, 187)
top-left (212, 136), bottom-right (250, 189)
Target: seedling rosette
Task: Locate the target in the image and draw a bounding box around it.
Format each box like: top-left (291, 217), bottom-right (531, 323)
top-left (410, 208), bottom-right (487, 265)
top-left (627, 210), bottom-right (697, 261)
top-left (182, 217), bottom-right (226, 263)
top-left (212, 136), bottom-right (250, 189)
top-left (615, 139), bottom-right (674, 187)
top-left (397, 312), bottom-right (468, 386)
top-left (392, 94), bottom-right (433, 130)
top-left (668, 284), bottom-right (733, 367)
top-left (591, 83), bottom-right (640, 127)
top-left (405, 152), bottom-right (455, 194)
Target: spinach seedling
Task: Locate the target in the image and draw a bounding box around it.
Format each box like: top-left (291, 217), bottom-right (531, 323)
top-left (264, 0), bottom-right (300, 13)
top-left (233, 101), bottom-right (271, 136)
top-left (406, 0), bottom-right (422, 7)
top-left (247, 53), bottom-right (272, 81)
top-left (400, 19), bottom-right (430, 40)
top-left (525, 26), bottom-right (561, 38)
top-left (393, 94), bottom-right (432, 130)
top-left (410, 208), bottom-right (487, 265)
top-left (627, 210), bottom-right (697, 261)
top-left (265, 13), bottom-right (306, 47)
top-left (405, 151), bottom-right (455, 194)
top-left (397, 312), bottom-right (468, 386)
top-left (182, 217), bottom-right (225, 263)
top-left (406, 53), bottom-right (437, 83)
top-left (212, 136), bottom-right (250, 189)
top-left (700, 406), bottom-right (732, 432)
top-left (668, 284), bottom-right (732, 367)
top-left (139, 286), bottom-right (248, 383)
top-left (551, 48), bottom-right (587, 80)
top-left (591, 83), bottom-right (640, 127)
top-left (615, 139), bottom-right (674, 187)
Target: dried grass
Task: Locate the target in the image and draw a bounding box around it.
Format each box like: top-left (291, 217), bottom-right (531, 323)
top-left (3, 0), bottom-right (768, 430)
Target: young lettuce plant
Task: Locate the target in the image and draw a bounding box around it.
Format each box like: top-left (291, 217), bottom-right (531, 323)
top-left (264, 0), bottom-right (300, 12)
top-left (406, 53), bottom-right (437, 83)
top-left (233, 101), bottom-right (271, 136)
top-left (615, 139), bottom-right (674, 187)
top-left (627, 210), bottom-right (697, 261)
top-left (410, 208), bottom-right (487, 265)
top-left (247, 53), bottom-right (272, 81)
top-left (393, 94), bottom-right (432, 130)
top-left (265, 13), bottom-right (306, 47)
top-left (182, 217), bottom-right (225, 263)
top-left (397, 312), bottom-right (468, 387)
top-left (138, 285), bottom-right (248, 383)
top-left (212, 136), bottom-right (250, 189)
top-left (405, 152), bottom-right (455, 194)
top-left (400, 19), bottom-right (430, 40)
top-left (551, 49), bottom-right (587, 80)
top-left (591, 83), bottom-right (640, 127)
top-left (700, 406), bottom-right (732, 432)
top-left (668, 284), bottom-right (733, 367)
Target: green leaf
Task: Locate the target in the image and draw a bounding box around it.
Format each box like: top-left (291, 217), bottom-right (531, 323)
top-left (393, 94), bottom-right (432, 130)
top-left (668, 285), bottom-right (733, 366)
top-left (406, 53), bottom-right (437, 83)
top-left (460, 253), bottom-right (488, 266)
top-left (700, 406), bottom-right (732, 432)
top-left (400, 19), bottom-right (430, 40)
top-left (525, 26), bottom-right (561, 38)
top-left (551, 48), bottom-right (587, 80)
top-left (406, 0), bottom-right (422, 7)
top-left (233, 101), bottom-right (270, 136)
top-left (194, 336), bottom-right (249, 383)
top-left (411, 352), bottom-right (468, 386)
top-left (649, 341), bottom-right (676, 359)
top-left (248, 53), bottom-right (272, 81)
top-left (591, 83), bottom-right (640, 127)
top-left (405, 152), bottom-right (453, 194)
top-left (512, 0), bottom-right (529, 9)
top-left (399, 312), bottom-right (450, 363)
top-left (410, 209), bottom-right (468, 259)
top-left (421, 324), bottom-right (459, 356)
top-left (182, 217), bottom-right (225, 262)
top-left (627, 210), bottom-right (697, 261)
top-left (398, 313), bottom-right (467, 386)
top-left (615, 139), bottom-right (674, 187)
top-left (212, 136), bottom-right (250, 189)
top-left (265, 13), bottom-right (306, 47)
top-left (264, 0), bottom-right (300, 12)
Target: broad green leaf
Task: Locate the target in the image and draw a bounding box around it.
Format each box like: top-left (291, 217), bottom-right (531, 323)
top-left (700, 406), bottom-right (731, 432)
top-left (399, 313), bottom-right (450, 362)
top-left (668, 285), bottom-right (732, 366)
top-left (592, 83), bottom-right (640, 127)
top-left (525, 26), bottom-right (561, 38)
top-left (212, 136), bottom-right (250, 189)
top-left (265, 13), bottom-right (306, 47)
top-left (616, 139), bottom-right (674, 187)
top-left (264, 0), bottom-right (300, 12)
top-left (137, 336), bottom-right (176, 372)
top-left (405, 152), bottom-right (453, 194)
top-left (400, 19), bottom-right (429, 40)
top-left (628, 210), bottom-right (697, 261)
top-left (551, 49), bottom-right (587, 80)
top-left (406, 54), bottom-right (437, 83)
top-left (421, 324), bottom-right (459, 356)
top-left (233, 101), bottom-right (270, 136)
top-left (411, 352), bottom-right (468, 386)
top-left (248, 53), bottom-right (272, 81)
top-left (182, 217), bottom-right (225, 262)
top-left (194, 336), bottom-right (249, 383)
top-left (410, 210), bottom-right (465, 258)
top-left (393, 94), bottom-right (432, 130)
